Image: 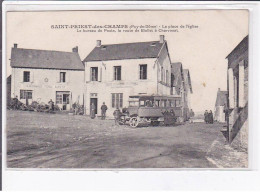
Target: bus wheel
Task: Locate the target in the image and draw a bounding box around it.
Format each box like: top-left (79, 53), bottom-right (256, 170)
top-left (130, 117), bottom-right (139, 128)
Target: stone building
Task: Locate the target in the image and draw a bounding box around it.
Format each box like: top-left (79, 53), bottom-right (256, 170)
top-left (183, 69), bottom-right (193, 121)
top-left (6, 75), bottom-right (12, 106)
top-left (226, 35), bottom-right (248, 150)
top-left (214, 88), bottom-right (227, 123)
top-left (9, 35), bottom-right (193, 119)
top-left (83, 35), bottom-right (175, 117)
top-left (10, 44), bottom-right (85, 110)
top-left (171, 62), bottom-right (185, 121)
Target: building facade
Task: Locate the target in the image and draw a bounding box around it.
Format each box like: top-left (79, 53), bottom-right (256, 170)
top-left (9, 35), bottom-right (193, 119)
top-left (83, 35), bottom-right (174, 117)
top-left (10, 44), bottom-right (85, 110)
top-left (214, 88), bottom-right (227, 123)
top-left (226, 35), bottom-right (248, 150)
top-left (171, 62), bottom-right (185, 121)
top-left (7, 75), bottom-right (12, 106)
top-left (183, 69), bottom-right (193, 121)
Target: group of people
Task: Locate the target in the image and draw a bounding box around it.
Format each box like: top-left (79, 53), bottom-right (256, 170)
top-left (90, 102), bottom-right (127, 126)
top-left (90, 102), bottom-right (108, 120)
top-left (204, 110), bottom-right (214, 124)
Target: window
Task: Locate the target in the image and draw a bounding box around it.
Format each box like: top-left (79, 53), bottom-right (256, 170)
top-left (23, 71), bottom-right (30, 82)
top-left (160, 100), bottom-right (166, 107)
top-left (60, 72), bottom-right (66, 82)
top-left (129, 101), bottom-right (139, 107)
top-left (91, 67), bottom-right (98, 81)
top-left (161, 67), bottom-right (163, 82)
top-left (166, 70), bottom-right (169, 85)
top-left (170, 101), bottom-right (175, 107)
top-left (112, 93), bottom-right (123, 108)
top-left (140, 100), bottom-right (145, 107)
top-left (114, 66), bottom-right (121, 80)
top-left (20, 90), bottom-right (32, 99)
top-left (56, 91), bottom-right (70, 104)
top-left (145, 100), bottom-right (153, 107)
top-left (171, 74), bottom-right (175, 87)
top-left (176, 100), bottom-right (181, 107)
top-left (140, 64), bottom-right (147, 80)
top-left (56, 92), bottom-right (63, 104)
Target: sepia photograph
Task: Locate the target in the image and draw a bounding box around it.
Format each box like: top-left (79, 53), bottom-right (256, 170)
top-left (4, 10), bottom-right (249, 169)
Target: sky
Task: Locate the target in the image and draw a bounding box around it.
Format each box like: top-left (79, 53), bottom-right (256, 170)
top-left (6, 10), bottom-right (249, 112)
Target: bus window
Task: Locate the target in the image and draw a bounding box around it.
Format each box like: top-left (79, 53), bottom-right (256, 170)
top-left (176, 100), bottom-right (181, 107)
top-left (160, 100), bottom-right (166, 107)
top-left (140, 100), bottom-right (145, 107)
top-left (154, 100), bottom-right (160, 107)
top-left (129, 101), bottom-right (139, 107)
top-left (145, 100), bottom-right (153, 107)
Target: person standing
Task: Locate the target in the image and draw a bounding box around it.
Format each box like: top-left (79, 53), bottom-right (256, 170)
top-left (204, 110), bottom-right (208, 123)
top-left (209, 110), bottom-right (214, 124)
top-left (48, 99), bottom-right (54, 111)
top-left (13, 95), bottom-right (18, 110)
top-left (113, 107), bottom-right (121, 126)
top-left (189, 109), bottom-right (195, 123)
top-left (90, 103), bottom-right (96, 119)
top-left (101, 102), bottom-right (108, 120)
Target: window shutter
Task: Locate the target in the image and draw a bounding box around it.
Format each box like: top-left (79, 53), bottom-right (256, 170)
top-left (119, 66), bottom-right (122, 80)
top-left (21, 71), bottom-right (24, 83)
top-left (238, 61), bottom-right (245, 107)
top-left (89, 67), bottom-right (92, 82)
top-left (67, 72), bottom-right (70, 83)
top-left (98, 67), bottom-right (101, 82)
top-left (56, 72), bottom-right (60, 83)
top-left (30, 71), bottom-right (34, 83)
top-left (112, 67), bottom-right (114, 81)
top-left (100, 67), bottom-right (102, 82)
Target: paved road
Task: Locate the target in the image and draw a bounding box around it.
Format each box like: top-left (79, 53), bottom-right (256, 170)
top-left (6, 110), bottom-right (226, 168)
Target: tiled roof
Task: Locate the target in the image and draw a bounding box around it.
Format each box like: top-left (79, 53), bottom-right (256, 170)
top-left (84, 41), bottom-right (164, 62)
top-left (226, 35), bottom-right (248, 59)
top-left (215, 90), bottom-right (228, 107)
top-left (10, 48), bottom-right (84, 70)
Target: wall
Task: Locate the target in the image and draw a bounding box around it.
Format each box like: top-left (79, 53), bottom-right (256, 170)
top-left (214, 106), bottom-right (225, 123)
top-left (85, 58), bottom-right (159, 117)
top-left (183, 80), bottom-right (192, 121)
top-left (157, 43), bottom-right (172, 96)
top-left (227, 43), bottom-right (248, 151)
top-left (7, 75), bottom-right (12, 106)
top-left (11, 67), bottom-right (84, 109)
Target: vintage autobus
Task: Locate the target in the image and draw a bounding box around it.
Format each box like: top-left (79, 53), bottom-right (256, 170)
top-left (122, 95), bottom-right (182, 127)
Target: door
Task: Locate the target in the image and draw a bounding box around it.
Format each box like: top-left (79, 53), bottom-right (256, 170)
top-left (90, 98), bottom-right (98, 114)
top-left (56, 91), bottom-right (70, 110)
top-left (63, 93), bottom-right (70, 110)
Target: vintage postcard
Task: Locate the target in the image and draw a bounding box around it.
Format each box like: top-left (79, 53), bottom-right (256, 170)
top-left (5, 10), bottom-right (249, 169)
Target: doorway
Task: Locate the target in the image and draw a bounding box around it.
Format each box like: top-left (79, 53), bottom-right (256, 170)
top-left (56, 91), bottom-right (70, 110)
top-left (90, 98), bottom-right (98, 114)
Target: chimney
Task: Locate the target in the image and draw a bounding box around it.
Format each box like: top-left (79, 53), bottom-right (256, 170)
top-left (14, 43), bottom-right (18, 48)
top-left (159, 35), bottom-right (165, 43)
top-left (72, 46), bottom-right (78, 53)
top-left (96, 40), bottom-right (101, 47)
top-left (218, 88), bottom-right (220, 92)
